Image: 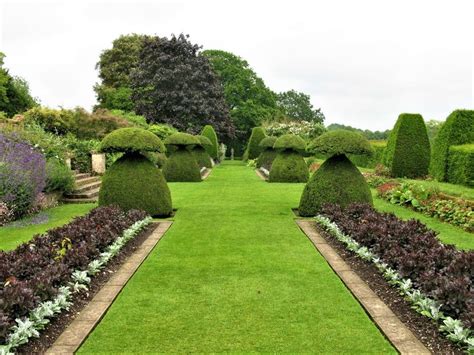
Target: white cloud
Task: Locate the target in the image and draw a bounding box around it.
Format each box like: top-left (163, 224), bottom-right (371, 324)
top-left (1, 0), bottom-right (472, 130)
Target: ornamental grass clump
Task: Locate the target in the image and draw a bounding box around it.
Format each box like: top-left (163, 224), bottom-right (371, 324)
top-left (268, 134), bottom-right (308, 183)
top-left (98, 127), bottom-right (172, 216)
top-left (163, 133), bottom-right (202, 182)
top-left (0, 133), bottom-right (46, 219)
top-left (383, 113), bottom-right (431, 178)
top-left (299, 130), bottom-right (373, 216)
top-left (192, 135), bottom-right (213, 168)
top-left (257, 136), bottom-right (277, 170)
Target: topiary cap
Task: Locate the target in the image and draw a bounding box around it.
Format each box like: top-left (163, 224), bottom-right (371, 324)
top-left (259, 136), bottom-right (277, 149)
top-left (273, 134), bottom-right (306, 152)
top-left (100, 127), bottom-right (165, 153)
top-left (308, 130), bottom-right (373, 156)
top-left (164, 132), bottom-right (201, 147)
top-left (196, 135), bottom-right (212, 147)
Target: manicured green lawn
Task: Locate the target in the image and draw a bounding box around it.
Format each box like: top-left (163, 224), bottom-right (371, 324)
top-left (0, 203), bottom-right (96, 250)
top-left (372, 191), bottom-right (473, 250)
top-left (79, 161), bottom-right (394, 353)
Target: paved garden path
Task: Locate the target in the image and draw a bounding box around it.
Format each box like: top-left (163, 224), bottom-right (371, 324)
top-left (79, 161), bottom-right (394, 353)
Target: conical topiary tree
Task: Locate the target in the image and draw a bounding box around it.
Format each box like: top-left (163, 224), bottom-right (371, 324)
top-left (383, 113), bottom-right (431, 178)
top-left (246, 127), bottom-right (266, 160)
top-left (98, 127), bottom-right (172, 216)
top-left (430, 109), bottom-right (474, 181)
top-left (201, 125), bottom-right (219, 160)
top-left (257, 136), bottom-right (277, 170)
top-left (269, 134), bottom-right (308, 183)
top-left (163, 133), bottom-right (202, 182)
top-left (299, 130), bottom-right (373, 216)
top-left (193, 135), bottom-right (213, 168)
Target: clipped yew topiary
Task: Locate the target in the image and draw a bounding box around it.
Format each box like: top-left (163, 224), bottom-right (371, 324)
top-left (269, 134), bottom-right (308, 183)
top-left (99, 127), bottom-right (172, 216)
top-left (201, 125), bottom-right (219, 160)
top-left (257, 136), bottom-right (277, 170)
top-left (299, 130), bottom-right (373, 216)
top-left (383, 113), bottom-right (431, 178)
top-left (246, 127), bottom-right (266, 160)
top-left (431, 109), bottom-right (474, 182)
top-left (193, 135), bottom-right (213, 168)
top-left (163, 132), bottom-right (201, 182)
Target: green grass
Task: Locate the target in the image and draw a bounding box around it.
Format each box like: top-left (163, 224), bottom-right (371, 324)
top-left (79, 161), bottom-right (394, 353)
top-left (0, 203), bottom-right (96, 250)
top-left (372, 191), bottom-right (473, 250)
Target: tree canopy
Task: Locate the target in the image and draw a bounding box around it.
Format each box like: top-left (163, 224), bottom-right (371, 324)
top-left (202, 50), bottom-right (279, 146)
top-left (131, 35), bottom-right (235, 140)
top-left (276, 90), bottom-right (325, 123)
top-left (94, 34), bottom-right (149, 110)
top-left (327, 123), bottom-right (390, 140)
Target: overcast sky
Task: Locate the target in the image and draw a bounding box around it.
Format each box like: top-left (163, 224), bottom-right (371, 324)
top-left (1, 0), bottom-right (473, 130)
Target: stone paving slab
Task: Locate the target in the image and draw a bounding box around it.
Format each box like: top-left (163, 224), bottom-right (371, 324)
top-left (255, 169), bottom-right (268, 181)
top-left (296, 219), bottom-right (430, 355)
top-left (201, 168), bottom-right (212, 180)
top-left (46, 221), bottom-right (173, 355)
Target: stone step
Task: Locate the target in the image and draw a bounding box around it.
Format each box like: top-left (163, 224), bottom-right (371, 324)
top-left (74, 172), bottom-right (90, 179)
top-left (75, 176), bottom-right (101, 187)
top-left (61, 197), bottom-right (98, 204)
top-left (72, 180), bottom-right (102, 194)
top-left (64, 187), bottom-right (100, 199)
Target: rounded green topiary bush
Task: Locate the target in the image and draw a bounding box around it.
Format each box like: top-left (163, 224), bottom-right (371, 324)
top-left (383, 113), bottom-right (430, 178)
top-left (298, 154), bottom-right (373, 216)
top-left (299, 130), bottom-right (373, 215)
top-left (431, 109), bottom-right (474, 181)
top-left (257, 136), bottom-right (277, 170)
top-left (192, 135), bottom-right (213, 168)
top-left (246, 127), bottom-right (266, 160)
top-left (201, 125), bottom-right (219, 160)
top-left (163, 148), bottom-right (202, 182)
top-left (269, 134), bottom-right (308, 182)
top-left (164, 132), bottom-right (200, 147)
top-left (99, 153), bottom-right (172, 216)
top-left (99, 127), bottom-right (165, 154)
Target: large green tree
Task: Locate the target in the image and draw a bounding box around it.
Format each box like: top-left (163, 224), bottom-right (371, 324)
top-left (94, 34), bottom-right (149, 110)
top-left (276, 90), bottom-right (325, 123)
top-left (0, 52), bottom-right (38, 116)
top-left (131, 35), bottom-right (235, 140)
top-left (202, 50), bottom-right (279, 150)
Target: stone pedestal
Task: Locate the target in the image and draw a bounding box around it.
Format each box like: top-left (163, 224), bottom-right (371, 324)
top-left (91, 153), bottom-right (106, 175)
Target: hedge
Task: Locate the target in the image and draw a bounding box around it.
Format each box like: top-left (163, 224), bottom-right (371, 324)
top-left (431, 109), bottom-right (474, 182)
top-left (99, 153), bottom-right (172, 216)
top-left (269, 151), bottom-right (308, 183)
top-left (299, 154), bottom-right (372, 216)
top-left (99, 127), bottom-right (165, 153)
top-left (308, 130), bottom-right (372, 156)
top-left (446, 144), bottom-right (474, 186)
top-left (163, 148), bottom-right (202, 182)
top-left (383, 113), bottom-right (430, 178)
top-left (349, 140), bottom-right (386, 168)
top-left (257, 136), bottom-right (277, 170)
top-left (246, 127), bottom-right (266, 159)
top-left (201, 125), bottom-right (219, 159)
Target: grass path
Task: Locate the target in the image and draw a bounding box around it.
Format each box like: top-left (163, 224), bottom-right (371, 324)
top-left (0, 203), bottom-right (96, 250)
top-left (79, 161), bottom-right (394, 353)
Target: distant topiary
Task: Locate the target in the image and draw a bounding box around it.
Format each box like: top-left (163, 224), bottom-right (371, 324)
top-left (193, 135), bottom-right (213, 168)
top-left (446, 144), bottom-right (474, 186)
top-left (246, 127), bottom-right (266, 160)
top-left (269, 134), bottom-right (308, 182)
top-left (299, 130), bottom-right (373, 216)
top-left (99, 127), bottom-right (172, 216)
top-left (431, 109), bottom-right (474, 182)
top-left (201, 125), bottom-right (219, 160)
top-left (163, 132), bottom-right (201, 182)
top-left (257, 136), bottom-right (277, 170)
top-left (383, 113), bottom-right (430, 178)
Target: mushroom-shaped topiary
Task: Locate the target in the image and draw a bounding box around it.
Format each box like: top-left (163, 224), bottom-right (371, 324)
top-left (269, 134), bottom-right (308, 183)
top-left (201, 125), bottom-right (219, 160)
top-left (163, 133), bottom-right (202, 182)
top-left (246, 127), bottom-right (266, 160)
top-left (257, 136), bottom-right (278, 170)
top-left (299, 130), bottom-right (373, 216)
top-left (98, 127), bottom-right (172, 217)
top-left (192, 135), bottom-right (213, 168)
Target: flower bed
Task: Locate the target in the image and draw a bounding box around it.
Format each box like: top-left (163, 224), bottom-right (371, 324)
top-left (0, 205), bottom-right (151, 354)
top-left (316, 203), bottom-right (473, 352)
